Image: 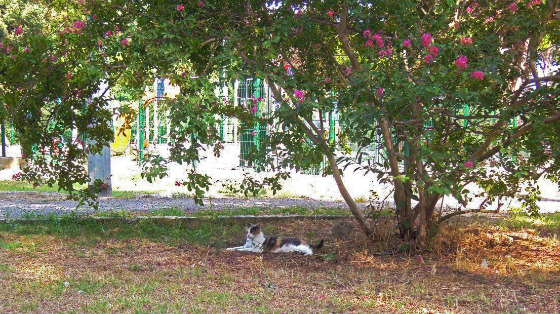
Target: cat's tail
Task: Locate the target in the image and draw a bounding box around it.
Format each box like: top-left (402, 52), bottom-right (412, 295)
top-left (311, 239), bottom-right (324, 251)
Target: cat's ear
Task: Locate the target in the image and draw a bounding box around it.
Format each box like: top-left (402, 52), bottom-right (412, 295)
top-left (255, 223), bottom-right (262, 229)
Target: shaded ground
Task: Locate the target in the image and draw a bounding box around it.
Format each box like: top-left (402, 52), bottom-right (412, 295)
top-left (1, 215), bottom-right (559, 313)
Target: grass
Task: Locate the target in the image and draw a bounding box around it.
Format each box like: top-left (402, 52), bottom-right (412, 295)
top-left (0, 180), bottom-right (160, 198)
top-left (1, 213), bottom-right (559, 313)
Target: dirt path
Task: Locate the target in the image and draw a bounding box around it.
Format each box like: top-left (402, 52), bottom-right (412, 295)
top-left (0, 191), bottom-right (364, 219)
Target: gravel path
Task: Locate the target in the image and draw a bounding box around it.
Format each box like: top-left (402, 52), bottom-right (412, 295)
top-left (0, 191), bottom-right (363, 219)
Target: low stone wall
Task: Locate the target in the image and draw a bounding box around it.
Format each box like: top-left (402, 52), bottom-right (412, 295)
top-left (0, 157), bottom-right (27, 170)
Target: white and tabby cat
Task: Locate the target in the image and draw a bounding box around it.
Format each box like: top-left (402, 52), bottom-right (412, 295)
top-left (226, 223), bottom-right (324, 256)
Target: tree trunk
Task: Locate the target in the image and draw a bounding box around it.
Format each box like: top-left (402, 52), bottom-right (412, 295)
top-left (325, 152), bottom-right (373, 238)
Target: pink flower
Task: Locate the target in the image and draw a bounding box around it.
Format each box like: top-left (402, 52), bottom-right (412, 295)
top-left (121, 38), bottom-right (129, 46)
top-left (466, 6), bottom-right (474, 14)
top-left (509, 3), bottom-right (516, 12)
top-left (327, 10), bottom-right (334, 18)
top-left (100, 183), bottom-right (106, 189)
top-left (15, 26), bottom-right (23, 35)
top-left (252, 131), bottom-right (257, 136)
top-left (67, 73), bottom-right (72, 79)
top-left (363, 29), bottom-right (372, 39)
top-left (463, 161), bottom-right (474, 168)
top-left (24, 47), bottom-right (29, 52)
top-left (471, 71), bottom-right (484, 80)
top-left (377, 88), bottom-right (383, 98)
top-left (177, 4), bottom-right (185, 11)
top-left (0, 43), bottom-right (3, 49)
top-left (345, 67), bottom-right (352, 76)
top-left (365, 40), bottom-right (374, 48)
top-left (428, 46), bottom-right (439, 56)
top-left (106, 31), bottom-right (112, 36)
top-left (424, 54), bottom-right (434, 63)
top-left (251, 106), bottom-right (258, 115)
top-left (198, 1), bottom-right (204, 7)
top-left (403, 39), bottom-right (411, 48)
top-left (5, 47), bottom-right (9, 53)
top-left (294, 90), bottom-right (305, 100)
top-left (455, 56), bottom-right (468, 70)
top-left (371, 33), bottom-right (384, 48)
top-left (51, 55), bottom-right (56, 61)
top-left (175, 181), bottom-right (181, 186)
top-left (421, 33), bottom-right (433, 47)
top-left (379, 48), bottom-right (392, 57)
top-left (485, 16), bottom-right (494, 23)
top-left (98, 40), bottom-right (102, 47)
top-left (461, 37), bottom-right (472, 45)
top-left (324, 77), bottom-right (330, 83)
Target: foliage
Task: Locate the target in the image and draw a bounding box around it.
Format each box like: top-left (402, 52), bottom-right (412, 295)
top-left (1, 0), bottom-right (559, 246)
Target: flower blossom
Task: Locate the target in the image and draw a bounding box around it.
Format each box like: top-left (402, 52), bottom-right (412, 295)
top-left (121, 38), bottom-right (129, 46)
top-left (463, 161), bottom-right (474, 168)
top-left (251, 106), bottom-right (258, 115)
top-left (403, 39), bottom-right (411, 48)
top-left (377, 88), bottom-right (384, 98)
top-left (15, 26), bottom-right (23, 35)
top-left (365, 40), bottom-right (374, 48)
top-left (345, 67), bottom-right (352, 76)
top-left (177, 4), bottom-right (185, 11)
top-left (379, 48), bottom-right (392, 58)
top-left (363, 29), bottom-right (372, 39)
top-left (466, 6), bottom-right (474, 14)
top-left (421, 33), bottom-right (433, 47)
top-left (455, 56), bottom-right (468, 70)
top-left (294, 90), bottom-right (305, 100)
top-left (324, 77), bottom-right (330, 83)
top-left (106, 31), bottom-right (112, 36)
top-left (428, 46), bottom-right (439, 57)
top-left (461, 37), bottom-right (472, 45)
top-left (425, 54), bottom-right (434, 63)
top-left (327, 10), bottom-right (334, 17)
top-left (509, 3), bottom-right (516, 12)
top-left (372, 33), bottom-right (384, 48)
top-left (471, 71), bottom-right (484, 80)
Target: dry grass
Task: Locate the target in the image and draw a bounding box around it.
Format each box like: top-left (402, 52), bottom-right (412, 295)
top-left (0, 215), bottom-right (559, 313)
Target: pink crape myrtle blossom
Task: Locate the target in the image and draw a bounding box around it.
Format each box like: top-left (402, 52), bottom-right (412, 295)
top-left (461, 37), bottom-right (472, 45)
top-left (24, 47), bottom-right (29, 52)
top-left (463, 161), bottom-right (474, 168)
top-left (345, 67), bottom-right (352, 76)
top-left (455, 56), bottom-right (468, 70)
top-left (106, 31), bottom-right (112, 36)
top-left (485, 16), bottom-right (494, 23)
top-left (327, 10), bottom-right (334, 18)
top-left (324, 77), bottom-right (330, 83)
top-left (509, 3), bottom-right (517, 12)
top-left (15, 26), bottom-right (23, 35)
top-left (425, 54), bottom-right (434, 63)
top-left (372, 33), bottom-right (384, 48)
top-left (471, 71), bottom-right (484, 80)
top-left (466, 6), bottom-right (474, 14)
top-left (177, 4), bottom-right (185, 11)
top-left (251, 106), bottom-right (258, 115)
top-left (293, 90), bottom-right (305, 100)
top-left (421, 33), bottom-right (433, 47)
top-left (428, 46), bottom-right (439, 56)
top-left (377, 88), bottom-right (384, 98)
top-left (363, 29), bottom-right (372, 38)
top-left (365, 40), bottom-right (374, 48)
top-left (121, 38), bottom-right (129, 46)
top-left (199, 1), bottom-right (204, 7)
top-left (403, 39), bottom-right (411, 48)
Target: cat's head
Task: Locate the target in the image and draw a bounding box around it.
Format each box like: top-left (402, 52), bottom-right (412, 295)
top-left (246, 222), bottom-right (262, 239)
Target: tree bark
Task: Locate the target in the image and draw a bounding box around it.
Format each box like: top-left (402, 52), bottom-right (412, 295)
top-left (325, 151), bottom-right (374, 238)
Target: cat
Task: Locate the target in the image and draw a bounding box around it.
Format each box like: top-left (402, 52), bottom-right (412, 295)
top-left (226, 223), bottom-right (324, 256)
